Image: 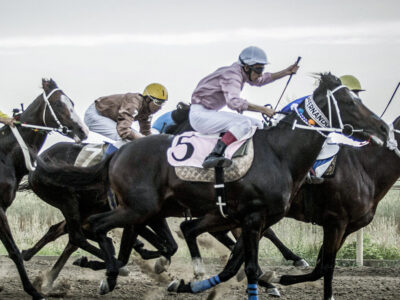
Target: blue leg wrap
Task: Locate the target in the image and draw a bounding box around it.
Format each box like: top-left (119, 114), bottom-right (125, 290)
top-left (190, 275), bottom-right (221, 293)
top-left (247, 283), bottom-right (258, 300)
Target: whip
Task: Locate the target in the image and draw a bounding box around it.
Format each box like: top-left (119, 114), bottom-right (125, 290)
top-left (274, 56), bottom-right (302, 111)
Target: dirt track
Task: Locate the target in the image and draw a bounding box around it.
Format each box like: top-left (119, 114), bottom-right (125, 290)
top-left (0, 256), bottom-right (399, 299)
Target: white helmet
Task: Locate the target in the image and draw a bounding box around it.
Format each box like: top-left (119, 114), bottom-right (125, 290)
top-left (238, 46), bottom-right (269, 66)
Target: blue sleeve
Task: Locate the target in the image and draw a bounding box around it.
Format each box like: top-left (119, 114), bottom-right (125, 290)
top-left (281, 95), bottom-right (309, 113)
top-left (152, 111), bottom-right (175, 133)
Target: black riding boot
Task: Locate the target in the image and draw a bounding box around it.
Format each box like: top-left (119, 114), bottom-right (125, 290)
top-left (202, 140), bottom-right (232, 168)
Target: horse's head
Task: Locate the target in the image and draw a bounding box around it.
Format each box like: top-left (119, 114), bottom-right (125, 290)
top-left (311, 73), bottom-right (388, 144)
top-left (41, 78), bottom-right (89, 142)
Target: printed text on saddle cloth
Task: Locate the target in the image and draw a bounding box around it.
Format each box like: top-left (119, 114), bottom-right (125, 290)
top-left (167, 129), bottom-right (256, 168)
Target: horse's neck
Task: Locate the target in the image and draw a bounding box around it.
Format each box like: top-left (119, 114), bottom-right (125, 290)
top-left (5, 96), bottom-right (49, 176)
top-left (358, 141), bottom-right (400, 200)
top-left (255, 120), bottom-right (326, 183)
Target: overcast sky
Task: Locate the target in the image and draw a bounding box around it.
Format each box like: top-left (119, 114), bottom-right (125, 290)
top-left (1, 0), bottom-right (399, 147)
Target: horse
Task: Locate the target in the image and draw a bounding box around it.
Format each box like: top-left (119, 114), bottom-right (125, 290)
top-left (33, 73), bottom-right (389, 299)
top-left (20, 140), bottom-right (180, 293)
top-left (20, 99), bottom-right (301, 297)
top-left (171, 115), bottom-right (400, 300)
top-left (0, 78), bottom-right (88, 300)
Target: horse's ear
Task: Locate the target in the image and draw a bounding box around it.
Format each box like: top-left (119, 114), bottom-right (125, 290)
top-left (42, 78), bottom-right (50, 92)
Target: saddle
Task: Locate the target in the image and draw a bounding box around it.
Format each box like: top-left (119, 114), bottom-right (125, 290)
top-left (74, 143), bottom-right (108, 167)
top-left (167, 132), bottom-right (255, 182)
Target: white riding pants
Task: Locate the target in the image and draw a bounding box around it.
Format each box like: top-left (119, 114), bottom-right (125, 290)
top-left (84, 103), bottom-right (120, 141)
top-left (189, 104), bottom-right (263, 140)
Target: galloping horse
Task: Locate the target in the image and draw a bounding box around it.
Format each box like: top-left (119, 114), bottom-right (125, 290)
top-left (172, 115), bottom-right (400, 300)
top-left (0, 79), bottom-right (87, 300)
top-left (34, 73), bottom-right (388, 299)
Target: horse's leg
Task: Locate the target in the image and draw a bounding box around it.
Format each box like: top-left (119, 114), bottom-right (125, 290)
top-left (89, 206), bottom-right (142, 295)
top-left (148, 218), bottom-right (178, 273)
top-left (180, 216), bottom-right (234, 278)
top-left (168, 228), bottom-right (246, 294)
top-left (209, 230), bottom-right (236, 250)
top-left (241, 211), bottom-right (265, 300)
top-left (275, 223), bottom-right (346, 300)
top-left (264, 227), bottom-right (309, 267)
top-left (22, 220), bottom-right (67, 261)
top-left (59, 199), bottom-right (107, 261)
top-left (0, 208), bottom-right (44, 300)
top-left (40, 242), bottom-right (78, 294)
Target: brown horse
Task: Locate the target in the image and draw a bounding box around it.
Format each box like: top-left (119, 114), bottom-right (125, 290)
top-left (0, 79), bottom-right (88, 300)
top-left (33, 73), bottom-right (389, 299)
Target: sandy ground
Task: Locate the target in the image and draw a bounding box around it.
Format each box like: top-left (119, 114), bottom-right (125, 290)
top-left (0, 255), bottom-right (399, 300)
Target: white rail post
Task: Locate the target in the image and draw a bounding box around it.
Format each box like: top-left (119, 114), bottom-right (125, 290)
top-left (356, 228), bottom-right (363, 266)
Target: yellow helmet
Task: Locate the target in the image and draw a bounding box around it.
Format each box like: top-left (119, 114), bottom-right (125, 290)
top-left (143, 83), bottom-right (168, 105)
top-left (340, 75), bottom-right (365, 92)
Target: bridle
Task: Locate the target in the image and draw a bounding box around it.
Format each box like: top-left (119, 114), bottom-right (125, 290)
top-left (290, 85), bottom-right (365, 137)
top-left (10, 87), bottom-right (73, 171)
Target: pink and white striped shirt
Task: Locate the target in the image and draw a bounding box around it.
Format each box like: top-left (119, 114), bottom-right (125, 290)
top-left (191, 62), bottom-right (274, 113)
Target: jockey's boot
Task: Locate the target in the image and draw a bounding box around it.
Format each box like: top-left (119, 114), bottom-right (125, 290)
top-left (202, 140), bottom-right (232, 168)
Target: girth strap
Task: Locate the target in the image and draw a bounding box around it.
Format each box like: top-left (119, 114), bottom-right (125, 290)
top-left (215, 166), bottom-right (228, 218)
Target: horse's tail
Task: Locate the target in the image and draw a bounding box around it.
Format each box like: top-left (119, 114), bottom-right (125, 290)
top-left (33, 153), bottom-right (114, 191)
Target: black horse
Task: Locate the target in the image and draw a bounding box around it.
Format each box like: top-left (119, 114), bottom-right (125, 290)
top-left (33, 73), bottom-right (388, 299)
top-left (172, 115), bottom-right (400, 300)
top-left (20, 100), bottom-right (301, 297)
top-left (0, 79), bottom-right (87, 300)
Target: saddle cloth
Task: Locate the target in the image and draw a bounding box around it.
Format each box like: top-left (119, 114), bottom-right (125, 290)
top-left (74, 143), bottom-right (108, 167)
top-left (173, 139), bottom-right (254, 182)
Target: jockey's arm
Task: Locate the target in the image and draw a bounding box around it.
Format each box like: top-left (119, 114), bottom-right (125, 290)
top-left (270, 63), bottom-right (299, 81)
top-left (247, 103), bottom-right (274, 117)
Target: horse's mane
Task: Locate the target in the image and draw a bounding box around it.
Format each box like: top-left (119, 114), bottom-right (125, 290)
top-left (312, 73), bottom-right (342, 98)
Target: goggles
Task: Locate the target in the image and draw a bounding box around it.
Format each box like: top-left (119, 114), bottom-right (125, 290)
top-left (248, 65), bottom-right (264, 75)
top-left (148, 95), bottom-right (165, 106)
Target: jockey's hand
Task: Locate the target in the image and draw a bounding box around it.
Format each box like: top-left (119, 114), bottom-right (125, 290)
top-left (131, 131), bottom-right (144, 140)
top-left (262, 107), bottom-right (275, 117)
top-left (3, 117), bottom-right (15, 127)
top-left (286, 63), bottom-right (300, 75)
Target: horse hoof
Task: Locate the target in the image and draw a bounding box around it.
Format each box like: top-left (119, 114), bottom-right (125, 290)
top-left (267, 287), bottom-right (281, 297)
top-left (259, 271), bottom-right (280, 284)
top-left (99, 279), bottom-right (110, 295)
top-left (154, 256), bottom-right (170, 274)
top-left (236, 267), bottom-right (246, 282)
top-left (118, 266), bottom-right (130, 276)
top-left (294, 259), bottom-right (309, 268)
top-left (21, 250), bottom-right (32, 261)
top-left (73, 256), bottom-right (88, 267)
top-left (167, 280), bottom-right (181, 292)
top-left (192, 257), bottom-right (205, 278)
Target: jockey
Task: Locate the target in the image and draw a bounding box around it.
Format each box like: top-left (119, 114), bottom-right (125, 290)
top-left (0, 110), bottom-right (15, 126)
top-left (281, 75), bottom-right (366, 183)
top-left (190, 46), bottom-right (299, 168)
top-left (84, 83), bottom-right (168, 141)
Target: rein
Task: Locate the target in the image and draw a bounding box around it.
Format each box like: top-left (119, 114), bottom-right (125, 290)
top-left (291, 85), bottom-right (363, 137)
